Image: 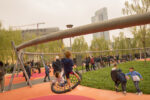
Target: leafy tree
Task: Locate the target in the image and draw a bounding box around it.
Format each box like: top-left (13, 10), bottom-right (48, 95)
top-left (90, 36), bottom-right (110, 56)
top-left (72, 36), bottom-right (88, 58)
top-left (0, 27), bottom-right (23, 63)
top-left (113, 32), bottom-right (135, 56)
top-left (72, 36), bottom-right (88, 52)
top-left (122, 0), bottom-right (150, 61)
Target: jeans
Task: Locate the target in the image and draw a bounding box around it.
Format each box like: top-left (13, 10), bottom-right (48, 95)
top-left (95, 62), bottom-right (100, 69)
top-left (134, 81), bottom-right (141, 93)
top-left (44, 73), bottom-right (50, 81)
top-left (24, 74), bottom-right (31, 85)
top-left (91, 64), bottom-right (95, 70)
top-left (115, 81), bottom-right (126, 92)
top-left (86, 65), bottom-right (90, 71)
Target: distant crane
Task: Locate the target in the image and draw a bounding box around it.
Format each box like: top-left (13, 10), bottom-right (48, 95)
top-left (11, 22), bottom-right (45, 31)
top-left (11, 22), bottom-right (45, 36)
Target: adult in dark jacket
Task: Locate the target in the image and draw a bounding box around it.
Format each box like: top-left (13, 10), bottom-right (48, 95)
top-left (0, 61), bottom-right (6, 92)
top-left (36, 62), bottom-right (41, 74)
top-left (24, 62), bottom-right (31, 85)
top-left (52, 56), bottom-right (63, 74)
top-left (111, 64), bottom-right (127, 94)
top-left (85, 57), bottom-right (90, 71)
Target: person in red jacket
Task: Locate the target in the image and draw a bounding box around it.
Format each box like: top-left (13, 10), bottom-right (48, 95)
top-left (90, 56), bottom-right (95, 70)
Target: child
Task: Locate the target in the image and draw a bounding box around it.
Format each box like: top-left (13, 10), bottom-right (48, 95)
top-left (126, 67), bottom-right (143, 95)
top-left (111, 64), bottom-right (127, 95)
top-left (62, 51), bottom-right (81, 88)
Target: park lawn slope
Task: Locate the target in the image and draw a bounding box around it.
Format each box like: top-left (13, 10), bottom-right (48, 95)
top-left (80, 61), bottom-right (150, 94)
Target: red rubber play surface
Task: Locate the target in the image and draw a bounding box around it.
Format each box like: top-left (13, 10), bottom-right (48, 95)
top-left (4, 68), bottom-right (53, 86)
top-left (29, 95), bottom-right (94, 100)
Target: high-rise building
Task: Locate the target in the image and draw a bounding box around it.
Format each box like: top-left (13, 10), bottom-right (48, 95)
top-left (92, 7), bottom-right (110, 40)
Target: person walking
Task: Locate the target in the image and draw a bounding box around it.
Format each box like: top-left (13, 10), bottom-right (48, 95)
top-left (0, 61), bottom-right (6, 93)
top-left (24, 62), bottom-right (31, 85)
top-left (44, 63), bottom-right (50, 82)
top-left (85, 57), bottom-right (90, 71)
top-left (126, 67), bottom-right (143, 95)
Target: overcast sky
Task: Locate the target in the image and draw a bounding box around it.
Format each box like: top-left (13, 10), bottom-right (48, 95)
top-left (0, 0), bottom-right (132, 46)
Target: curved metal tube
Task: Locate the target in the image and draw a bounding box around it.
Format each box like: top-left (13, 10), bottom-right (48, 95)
top-left (16, 12), bottom-right (150, 50)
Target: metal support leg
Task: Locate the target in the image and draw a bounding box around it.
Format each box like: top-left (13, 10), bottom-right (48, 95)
top-left (40, 55), bottom-right (46, 67)
top-left (140, 49), bottom-right (142, 59)
top-left (9, 41), bottom-right (32, 90)
top-left (8, 62), bottom-right (17, 90)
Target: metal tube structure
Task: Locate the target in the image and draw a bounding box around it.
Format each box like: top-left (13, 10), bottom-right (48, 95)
top-left (16, 12), bottom-right (150, 50)
top-left (23, 47), bottom-right (150, 55)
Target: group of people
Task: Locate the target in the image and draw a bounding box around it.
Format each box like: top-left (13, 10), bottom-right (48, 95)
top-left (38, 51), bottom-right (81, 87)
top-left (23, 60), bottom-right (42, 84)
top-left (0, 51), bottom-right (145, 94)
top-left (51, 51), bottom-right (81, 87)
top-left (111, 64), bottom-right (143, 95)
top-left (84, 55), bottom-right (119, 72)
top-left (83, 53), bottom-right (148, 72)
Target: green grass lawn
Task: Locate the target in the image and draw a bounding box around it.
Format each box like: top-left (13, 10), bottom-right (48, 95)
top-left (80, 61), bottom-right (150, 94)
top-left (74, 66), bottom-right (85, 71)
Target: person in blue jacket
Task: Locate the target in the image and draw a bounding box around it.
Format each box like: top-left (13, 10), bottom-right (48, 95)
top-left (126, 67), bottom-right (143, 95)
top-left (44, 63), bottom-right (50, 82)
top-left (61, 51), bottom-right (81, 87)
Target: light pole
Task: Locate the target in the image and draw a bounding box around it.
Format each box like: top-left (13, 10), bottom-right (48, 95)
top-left (66, 24), bottom-right (73, 50)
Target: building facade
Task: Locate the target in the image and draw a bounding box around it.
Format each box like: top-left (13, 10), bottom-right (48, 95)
top-left (21, 27), bottom-right (59, 38)
top-left (92, 7), bottom-right (110, 41)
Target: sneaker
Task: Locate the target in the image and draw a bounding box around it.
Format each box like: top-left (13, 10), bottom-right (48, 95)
top-left (138, 92), bottom-right (143, 95)
top-left (115, 87), bottom-right (119, 92)
top-left (44, 80), bottom-right (46, 82)
top-left (123, 91), bottom-right (127, 95)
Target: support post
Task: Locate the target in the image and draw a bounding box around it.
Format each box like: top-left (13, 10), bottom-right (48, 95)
top-left (16, 61), bottom-right (20, 77)
top-left (140, 49), bottom-right (142, 59)
top-left (40, 55), bottom-right (46, 67)
top-left (8, 61), bottom-right (17, 90)
top-left (10, 41), bottom-right (32, 89)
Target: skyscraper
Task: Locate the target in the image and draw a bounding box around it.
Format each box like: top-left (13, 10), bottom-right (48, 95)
top-left (92, 7), bottom-right (110, 40)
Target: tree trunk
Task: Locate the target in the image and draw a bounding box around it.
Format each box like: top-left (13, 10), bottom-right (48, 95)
top-left (143, 40), bottom-right (147, 64)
